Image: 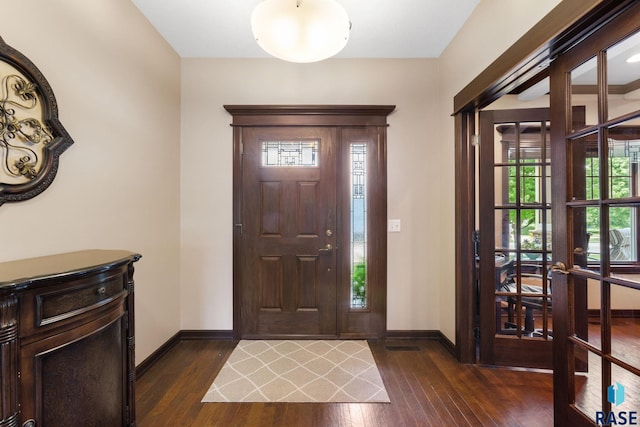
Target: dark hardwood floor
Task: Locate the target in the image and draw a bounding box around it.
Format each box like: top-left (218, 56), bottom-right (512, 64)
top-left (135, 339), bottom-right (554, 426)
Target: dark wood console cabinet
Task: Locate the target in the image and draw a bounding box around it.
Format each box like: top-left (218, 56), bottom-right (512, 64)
top-left (0, 250), bottom-right (141, 427)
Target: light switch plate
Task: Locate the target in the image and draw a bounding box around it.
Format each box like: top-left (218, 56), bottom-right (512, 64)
top-left (388, 219), bottom-right (401, 232)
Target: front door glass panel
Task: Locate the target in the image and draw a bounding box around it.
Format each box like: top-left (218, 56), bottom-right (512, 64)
top-left (262, 140), bottom-right (319, 167)
top-left (350, 143), bottom-right (367, 309)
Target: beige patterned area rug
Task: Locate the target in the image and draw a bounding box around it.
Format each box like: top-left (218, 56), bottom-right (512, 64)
top-left (201, 340), bottom-right (390, 403)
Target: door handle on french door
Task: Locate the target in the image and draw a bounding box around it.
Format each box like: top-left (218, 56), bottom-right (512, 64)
top-left (551, 261), bottom-right (570, 275)
top-left (318, 244), bottom-right (333, 254)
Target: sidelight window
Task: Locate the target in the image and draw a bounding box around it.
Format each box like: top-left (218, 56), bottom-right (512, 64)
top-left (350, 143), bottom-right (367, 309)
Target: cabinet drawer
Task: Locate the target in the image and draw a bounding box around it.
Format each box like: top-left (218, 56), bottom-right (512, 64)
top-left (20, 270), bottom-right (127, 337)
top-left (38, 274), bottom-right (124, 326)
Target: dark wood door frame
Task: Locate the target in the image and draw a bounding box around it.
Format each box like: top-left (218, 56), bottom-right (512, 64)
top-left (226, 105), bottom-right (395, 340)
top-left (453, 0), bottom-right (637, 364)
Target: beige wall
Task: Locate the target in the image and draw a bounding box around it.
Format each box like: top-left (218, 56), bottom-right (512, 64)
top-left (179, 58), bottom-right (442, 331)
top-left (0, 0), bottom-right (182, 363)
top-left (1, 0), bottom-right (570, 360)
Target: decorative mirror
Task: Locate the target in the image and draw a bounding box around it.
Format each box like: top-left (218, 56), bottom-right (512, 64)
top-left (0, 37), bottom-right (74, 206)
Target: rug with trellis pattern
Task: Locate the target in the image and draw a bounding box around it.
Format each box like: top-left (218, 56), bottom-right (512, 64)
top-left (201, 340), bottom-right (390, 403)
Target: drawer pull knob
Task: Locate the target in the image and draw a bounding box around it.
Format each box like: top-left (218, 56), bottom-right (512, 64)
top-left (96, 286), bottom-right (107, 296)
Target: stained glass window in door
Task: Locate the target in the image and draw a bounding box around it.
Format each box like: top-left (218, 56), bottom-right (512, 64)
top-left (262, 141), bottom-right (319, 167)
top-left (351, 143), bottom-right (367, 309)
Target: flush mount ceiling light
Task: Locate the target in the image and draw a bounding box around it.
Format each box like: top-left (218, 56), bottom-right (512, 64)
top-left (627, 53), bottom-right (640, 63)
top-left (251, 0), bottom-right (351, 63)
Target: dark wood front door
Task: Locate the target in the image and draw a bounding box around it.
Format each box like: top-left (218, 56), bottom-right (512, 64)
top-left (228, 105), bottom-right (394, 340)
top-left (240, 126), bottom-right (338, 337)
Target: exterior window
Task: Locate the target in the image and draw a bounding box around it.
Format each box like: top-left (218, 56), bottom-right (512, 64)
top-left (350, 143), bottom-right (367, 309)
top-left (585, 139), bottom-right (639, 262)
top-left (262, 141), bottom-right (318, 167)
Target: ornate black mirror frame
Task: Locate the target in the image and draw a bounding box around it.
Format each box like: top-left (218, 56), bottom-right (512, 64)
top-left (0, 37), bottom-right (74, 206)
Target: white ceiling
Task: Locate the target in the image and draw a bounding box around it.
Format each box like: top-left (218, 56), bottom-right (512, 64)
top-left (130, 0), bottom-right (480, 59)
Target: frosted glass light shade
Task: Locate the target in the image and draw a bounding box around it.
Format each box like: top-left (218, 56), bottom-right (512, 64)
top-left (251, 0), bottom-right (350, 63)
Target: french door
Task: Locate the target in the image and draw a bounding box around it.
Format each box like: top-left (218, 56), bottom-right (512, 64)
top-left (478, 107), bottom-right (554, 369)
top-left (550, 3), bottom-right (640, 425)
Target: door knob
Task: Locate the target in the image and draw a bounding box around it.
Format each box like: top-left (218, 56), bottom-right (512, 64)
top-left (551, 261), bottom-right (569, 275)
top-left (318, 244), bottom-right (333, 254)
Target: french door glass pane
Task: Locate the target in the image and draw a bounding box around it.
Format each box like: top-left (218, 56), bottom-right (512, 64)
top-left (610, 283), bottom-right (640, 367)
top-left (572, 206), bottom-right (592, 268)
top-left (612, 363), bottom-right (640, 411)
top-left (586, 159), bottom-right (601, 200)
top-left (494, 165), bottom-right (514, 205)
top-left (494, 122), bottom-right (550, 160)
top-left (573, 133), bottom-right (599, 201)
top-left (574, 350), bottom-right (601, 422)
top-left (606, 31), bottom-right (640, 121)
top-left (584, 206), bottom-right (602, 274)
top-left (609, 207), bottom-right (635, 262)
top-left (575, 357), bottom-right (640, 422)
top-left (495, 294), bottom-right (552, 338)
top-left (607, 155), bottom-right (631, 199)
top-left (519, 164), bottom-right (548, 204)
top-left (518, 121), bottom-right (550, 160)
top-left (521, 208), bottom-right (551, 252)
top-left (495, 124), bottom-right (517, 164)
top-left (495, 209), bottom-right (516, 250)
top-left (586, 278), bottom-right (602, 348)
top-left (610, 274), bottom-right (640, 287)
top-left (570, 56), bottom-right (597, 134)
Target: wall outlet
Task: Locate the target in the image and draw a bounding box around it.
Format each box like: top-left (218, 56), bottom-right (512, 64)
top-left (388, 219), bottom-right (401, 233)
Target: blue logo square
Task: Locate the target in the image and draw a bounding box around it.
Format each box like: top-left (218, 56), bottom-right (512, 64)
top-left (607, 382), bottom-right (625, 406)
